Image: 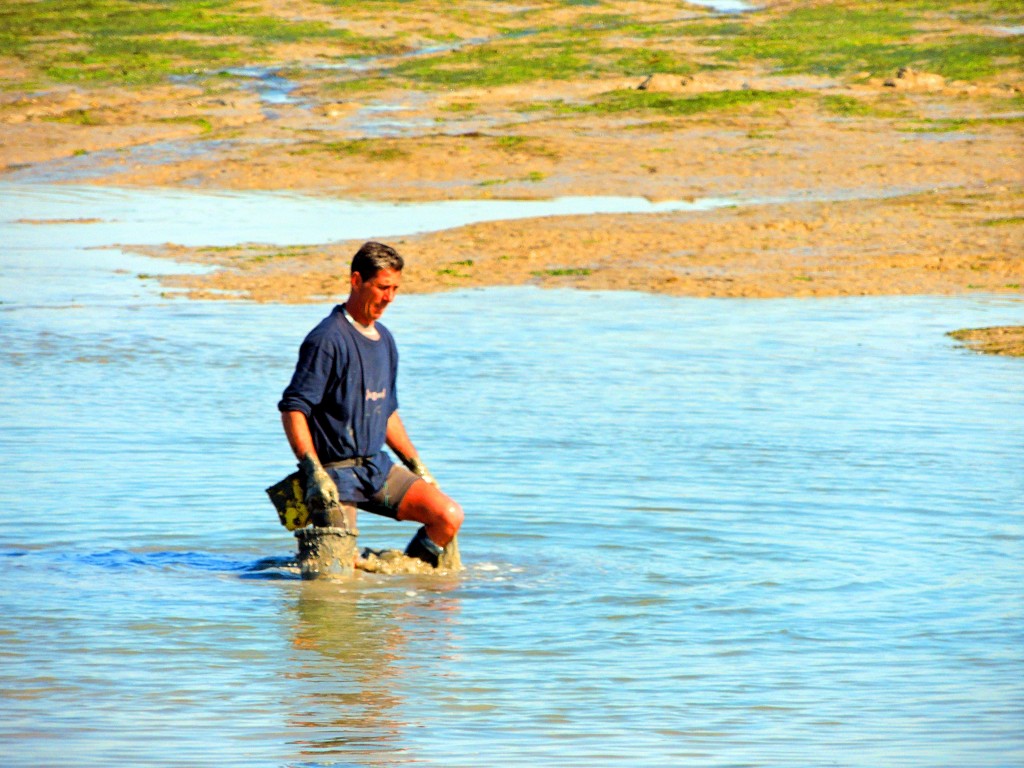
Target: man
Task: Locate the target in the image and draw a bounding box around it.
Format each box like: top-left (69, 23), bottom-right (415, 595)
top-left (278, 241), bottom-right (463, 567)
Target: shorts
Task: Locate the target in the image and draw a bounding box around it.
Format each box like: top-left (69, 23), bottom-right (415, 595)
top-left (358, 464), bottom-right (421, 520)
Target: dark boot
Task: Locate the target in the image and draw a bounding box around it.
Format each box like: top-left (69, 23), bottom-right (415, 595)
top-left (404, 526), bottom-right (443, 567)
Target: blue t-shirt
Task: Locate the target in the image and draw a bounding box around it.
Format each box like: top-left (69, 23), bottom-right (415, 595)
top-left (278, 305), bottom-right (399, 502)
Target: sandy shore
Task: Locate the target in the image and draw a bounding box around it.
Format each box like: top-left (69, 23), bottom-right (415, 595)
top-left (3, 0), bottom-right (1022, 349)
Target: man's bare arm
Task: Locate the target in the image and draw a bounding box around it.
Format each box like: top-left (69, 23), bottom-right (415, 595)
top-left (385, 410), bottom-right (417, 464)
top-left (386, 411), bottom-right (436, 485)
top-left (281, 410), bottom-right (317, 461)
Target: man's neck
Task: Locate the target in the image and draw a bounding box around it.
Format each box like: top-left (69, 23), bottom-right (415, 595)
top-left (342, 302), bottom-right (380, 340)
top-left (343, 299), bottom-right (372, 326)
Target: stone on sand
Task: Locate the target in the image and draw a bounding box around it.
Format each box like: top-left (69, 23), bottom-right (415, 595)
top-left (637, 73), bottom-right (694, 93)
top-left (883, 67), bottom-right (945, 91)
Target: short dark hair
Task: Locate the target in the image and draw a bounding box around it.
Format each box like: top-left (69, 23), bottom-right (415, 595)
top-left (351, 241), bottom-right (404, 281)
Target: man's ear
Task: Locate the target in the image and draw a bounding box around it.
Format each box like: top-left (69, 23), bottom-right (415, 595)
top-left (350, 271), bottom-right (362, 292)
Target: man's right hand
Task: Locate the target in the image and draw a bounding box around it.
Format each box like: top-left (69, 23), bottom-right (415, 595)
top-left (299, 452), bottom-right (339, 513)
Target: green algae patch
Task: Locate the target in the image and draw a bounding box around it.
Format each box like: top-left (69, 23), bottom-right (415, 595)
top-left (493, 135), bottom-right (560, 159)
top-left (7, 0), bottom-right (1019, 93)
top-left (478, 170), bottom-right (547, 187)
top-left (578, 88), bottom-right (808, 117)
top-left (325, 140), bottom-right (408, 162)
top-left (611, 48), bottom-right (697, 78)
top-left (535, 268), bottom-right (593, 277)
top-left (0, 0), bottom-right (381, 85)
top-left (413, 2), bottom-right (1024, 89)
top-left (41, 37), bottom-right (244, 86)
top-left (42, 108), bottom-right (105, 126)
top-left (715, 7), bottom-right (916, 77)
top-left (387, 21), bottom-right (699, 89)
top-left (293, 140), bottom-right (409, 162)
top-left (898, 115), bottom-right (1024, 133)
top-left (247, 248), bottom-right (315, 265)
top-left (819, 94), bottom-right (910, 119)
top-left (437, 259), bottom-right (475, 279)
top-left (715, 5), bottom-right (1022, 80)
top-left (156, 115), bottom-right (214, 133)
top-left (897, 35), bottom-right (1023, 81)
top-left (391, 42), bottom-right (599, 88)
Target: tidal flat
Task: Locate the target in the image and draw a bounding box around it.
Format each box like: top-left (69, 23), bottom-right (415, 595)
top-left (1, 0), bottom-right (1021, 312)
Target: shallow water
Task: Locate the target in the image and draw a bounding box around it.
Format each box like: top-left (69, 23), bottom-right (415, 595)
top-left (689, 0), bottom-right (754, 11)
top-left (2, 140), bottom-right (241, 185)
top-left (1, 183), bottom-right (1022, 767)
top-left (0, 182), bottom-right (739, 249)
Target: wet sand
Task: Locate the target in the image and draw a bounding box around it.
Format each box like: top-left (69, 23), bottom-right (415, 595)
top-left (949, 325), bottom-right (1024, 357)
top-left (3, 0), bottom-right (1022, 348)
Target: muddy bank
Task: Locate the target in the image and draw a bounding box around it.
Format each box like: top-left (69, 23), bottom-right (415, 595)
top-left (948, 325), bottom-right (1024, 357)
top-left (6, 80), bottom-right (1021, 203)
top-left (127, 185), bottom-right (1023, 301)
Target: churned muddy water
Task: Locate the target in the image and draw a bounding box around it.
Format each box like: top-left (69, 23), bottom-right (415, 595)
top-left (1, 183), bottom-right (1023, 767)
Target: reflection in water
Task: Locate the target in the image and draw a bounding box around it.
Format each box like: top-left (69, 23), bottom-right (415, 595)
top-left (285, 581), bottom-right (461, 764)
top-left (288, 583), bottom-right (406, 762)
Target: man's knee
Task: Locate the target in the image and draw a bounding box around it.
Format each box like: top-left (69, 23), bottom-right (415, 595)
top-left (428, 496), bottom-right (463, 541)
top-left (397, 480), bottom-right (463, 534)
top-left (442, 500), bottom-right (464, 537)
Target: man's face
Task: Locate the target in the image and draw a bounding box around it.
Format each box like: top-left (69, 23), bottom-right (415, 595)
top-left (350, 267), bottom-right (402, 322)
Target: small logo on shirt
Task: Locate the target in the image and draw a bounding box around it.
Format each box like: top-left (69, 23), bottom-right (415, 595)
top-left (366, 388), bottom-right (387, 402)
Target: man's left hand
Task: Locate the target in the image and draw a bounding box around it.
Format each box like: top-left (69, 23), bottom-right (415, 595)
top-left (405, 456), bottom-right (436, 486)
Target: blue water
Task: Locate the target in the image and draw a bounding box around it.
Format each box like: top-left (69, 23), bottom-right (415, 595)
top-left (1, 184), bottom-right (1022, 767)
top-left (0, 182), bottom-right (739, 248)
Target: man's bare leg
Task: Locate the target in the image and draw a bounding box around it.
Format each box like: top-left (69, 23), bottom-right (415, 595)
top-left (396, 479), bottom-right (463, 546)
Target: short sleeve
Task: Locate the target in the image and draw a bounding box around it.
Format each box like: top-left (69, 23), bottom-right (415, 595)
top-left (278, 334), bottom-right (338, 415)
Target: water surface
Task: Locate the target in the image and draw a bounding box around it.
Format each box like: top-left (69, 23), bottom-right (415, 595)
top-left (1, 182), bottom-right (738, 249)
top-left (1, 184), bottom-right (1022, 767)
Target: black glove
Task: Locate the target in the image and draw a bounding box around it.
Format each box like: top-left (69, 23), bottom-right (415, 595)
top-left (404, 525), bottom-right (443, 567)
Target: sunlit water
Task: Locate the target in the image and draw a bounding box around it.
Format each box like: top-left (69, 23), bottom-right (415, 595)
top-left (0, 183), bottom-right (739, 247)
top-left (1, 184), bottom-right (1022, 767)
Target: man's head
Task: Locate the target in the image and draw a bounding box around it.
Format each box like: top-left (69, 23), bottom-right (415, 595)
top-left (347, 241), bottom-right (404, 325)
top-left (351, 241), bottom-right (405, 281)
